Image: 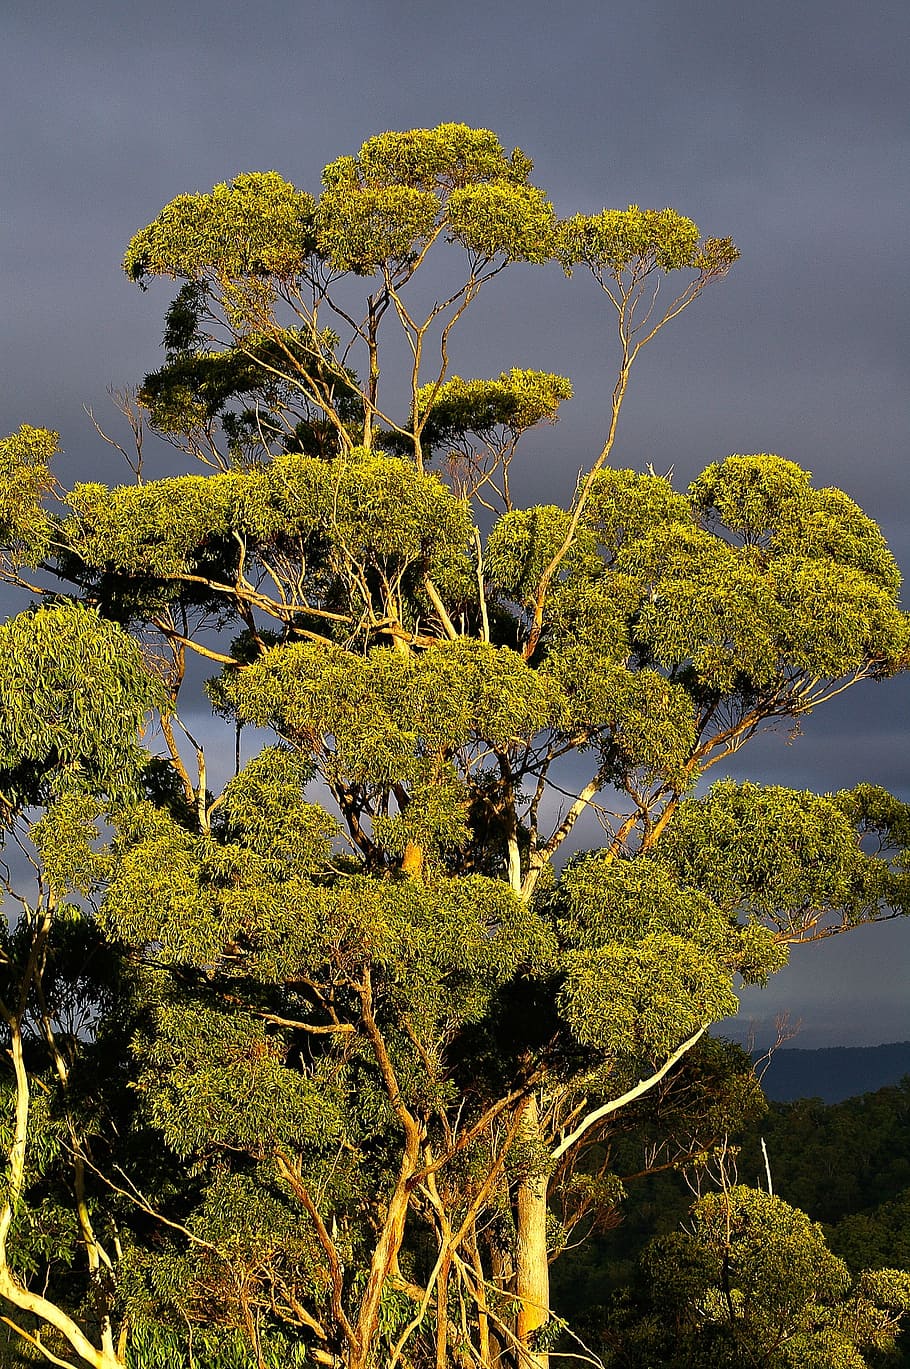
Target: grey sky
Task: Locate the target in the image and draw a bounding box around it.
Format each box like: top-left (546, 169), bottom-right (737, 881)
top-left (2, 0), bottom-right (908, 1047)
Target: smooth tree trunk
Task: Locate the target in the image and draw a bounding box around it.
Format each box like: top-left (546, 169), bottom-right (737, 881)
top-left (514, 1093), bottom-right (550, 1368)
top-left (0, 1013), bottom-right (126, 1369)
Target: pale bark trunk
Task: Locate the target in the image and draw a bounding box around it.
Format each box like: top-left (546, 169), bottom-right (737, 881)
top-left (0, 1015), bottom-right (125, 1369)
top-left (514, 1094), bottom-right (550, 1369)
top-left (351, 1153), bottom-right (419, 1368)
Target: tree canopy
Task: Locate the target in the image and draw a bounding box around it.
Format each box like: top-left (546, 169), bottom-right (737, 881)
top-left (0, 122), bottom-right (907, 1369)
top-left (609, 1184), bottom-right (910, 1367)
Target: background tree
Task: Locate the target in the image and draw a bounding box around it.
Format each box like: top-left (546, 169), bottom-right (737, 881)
top-left (0, 124), bottom-right (907, 1368)
top-left (604, 1182), bottom-right (910, 1368)
top-left (556, 1078), bottom-right (910, 1367)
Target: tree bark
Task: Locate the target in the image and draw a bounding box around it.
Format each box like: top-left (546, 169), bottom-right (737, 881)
top-left (514, 1093), bottom-right (550, 1368)
top-left (0, 1013), bottom-right (126, 1369)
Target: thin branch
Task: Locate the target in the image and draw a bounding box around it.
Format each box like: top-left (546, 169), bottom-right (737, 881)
top-left (0, 1315), bottom-right (78, 1369)
top-left (473, 528), bottom-right (490, 644)
top-left (275, 1152), bottom-right (358, 1350)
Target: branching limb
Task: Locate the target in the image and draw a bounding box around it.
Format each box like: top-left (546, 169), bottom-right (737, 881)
top-left (422, 576), bottom-right (459, 641)
top-left (551, 1026), bottom-right (708, 1161)
top-left (275, 1152), bottom-right (357, 1352)
top-left (0, 1314), bottom-right (79, 1369)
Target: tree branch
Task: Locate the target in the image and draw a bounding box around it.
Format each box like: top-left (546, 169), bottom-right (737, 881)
top-left (551, 1026), bottom-right (708, 1161)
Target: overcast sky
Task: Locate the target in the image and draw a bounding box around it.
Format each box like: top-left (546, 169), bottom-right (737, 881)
top-left (2, 0), bottom-right (908, 1048)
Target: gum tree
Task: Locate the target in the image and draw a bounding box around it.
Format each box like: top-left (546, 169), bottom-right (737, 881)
top-left (0, 124), bottom-right (908, 1368)
top-left (607, 1185), bottom-right (910, 1367)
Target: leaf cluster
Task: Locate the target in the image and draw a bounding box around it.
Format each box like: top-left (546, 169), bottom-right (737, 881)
top-left (617, 1187), bottom-right (910, 1368)
top-left (0, 425), bottom-right (58, 567)
top-left (0, 602), bottom-right (167, 805)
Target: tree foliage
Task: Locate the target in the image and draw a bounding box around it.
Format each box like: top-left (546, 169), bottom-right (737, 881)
top-left (0, 122), bottom-right (907, 1369)
top-left (607, 1185), bottom-right (910, 1368)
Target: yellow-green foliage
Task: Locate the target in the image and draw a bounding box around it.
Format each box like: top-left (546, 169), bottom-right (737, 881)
top-left (214, 638), bottom-right (563, 784)
top-left (324, 124), bottom-right (533, 193)
top-left (486, 503), bottom-right (588, 600)
top-left (651, 780), bottom-right (906, 935)
top-left (31, 793), bottom-right (112, 897)
top-left (545, 658), bottom-right (697, 788)
top-left (691, 452), bottom-right (902, 594)
top-left (557, 858), bottom-right (786, 1056)
top-left (445, 181), bottom-right (556, 262)
top-left (582, 466), bottom-right (695, 557)
top-left (0, 424), bottom-right (58, 566)
top-left (558, 204), bottom-right (738, 277)
top-left (416, 369), bottom-right (573, 451)
top-left (66, 449), bottom-right (470, 586)
top-left (0, 602), bottom-right (167, 795)
top-left (69, 474), bottom-right (242, 577)
top-left (123, 172), bottom-right (317, 283)
top-left (317, 123), bottom-right (556, 273)
top-left (217, 747), bottom-right (337, 878)
top-left (124, 127), bottom-right (557, 295)
top-left (317, 183), bottom-right (441, 274)
top-left (133, 1000), bottom-right (345, 1157)
top-left (273, 448), bottom-right (471, 564)
top-left (102, 805), bottom-right (222, 962)
top-left (488, 458), bottom-right (908, 693)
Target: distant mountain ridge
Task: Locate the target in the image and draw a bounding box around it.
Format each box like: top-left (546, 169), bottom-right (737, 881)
top-left (756, 1040), bottom-right (910, 1104)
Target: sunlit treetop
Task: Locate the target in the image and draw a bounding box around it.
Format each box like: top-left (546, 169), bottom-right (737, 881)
top-left (0, 424), bottom-right (58, 569)
top-left (401, 369), bottom-right (574, 509)
top-left (554, 856), bottom-right (787, 1055)
top-left (322, 124), bottom-right (534, 194)
top-left (691, 452), bottom-right (902, 594)
top-left (317, 124), bottom-right (556, 273)
top-left (210, 638), bottom-right (562, 784)
top-left (123, 171), bottom-right (318, 284)
top-left (416, 370), bottom-right (573, 449)
top-left (121, 125), bottom-right (572, 466)
top-left (124, 124), bottom-right (556, 292)
top-left (486, 459), bottom-right (906, 696)
top-left (558, 205), bottom-right (739, 278)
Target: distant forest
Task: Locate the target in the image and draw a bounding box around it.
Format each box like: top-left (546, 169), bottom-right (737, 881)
top-left (555, 1074), bottom-right (910, 1365)
top-left (759, 1041), bottom-right (910, 1104)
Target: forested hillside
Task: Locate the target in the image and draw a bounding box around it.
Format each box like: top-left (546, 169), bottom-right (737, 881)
top-left (554, 1076), bottom-right (910, 1365)
top-left (759, 1042), bottom-right (910, 1103)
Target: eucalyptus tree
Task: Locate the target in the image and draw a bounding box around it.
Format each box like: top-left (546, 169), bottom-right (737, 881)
top-left (605, 1185), bottom-right (910, 1367)
top-left (0, 124), bottom-right (907, 1369)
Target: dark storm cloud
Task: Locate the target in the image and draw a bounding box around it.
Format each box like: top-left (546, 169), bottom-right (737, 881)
top-left (2, 0), bottom-right (908, 1044)
top-left (731, 916), bottom-right (910, 1051)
